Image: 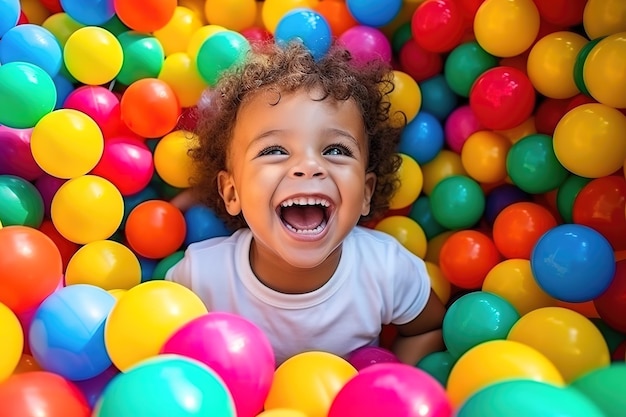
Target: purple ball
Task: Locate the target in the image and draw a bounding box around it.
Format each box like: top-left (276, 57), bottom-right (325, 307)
top-left (35, 174), bottom-right (66, 218)
top-left (347, 346), bottom-right (400, 371)
top-left (484, 184), bottom-right (531, 225)
top-left (0, 124), bottom-right (43, 181)
top-left (337, 25), bottom-right (392, 65)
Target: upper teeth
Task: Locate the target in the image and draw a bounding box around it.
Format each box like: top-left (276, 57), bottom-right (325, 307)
top-left (281, 197), bottom-right (330, 207)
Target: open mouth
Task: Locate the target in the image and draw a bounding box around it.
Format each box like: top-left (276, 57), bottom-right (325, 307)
top-left (278, 196), bottom-right (332, 235)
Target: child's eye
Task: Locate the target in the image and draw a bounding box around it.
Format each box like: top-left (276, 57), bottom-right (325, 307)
top-left (324, 143), bottom-right (354, 157)
top-left (258, 145), bottom-right (287, 156)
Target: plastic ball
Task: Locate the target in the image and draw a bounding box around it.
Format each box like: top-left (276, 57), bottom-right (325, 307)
top-left (583, 33), bottom-right (626, 109)
top-left (258, 411), bottom-right (307, 417)
top-left (186, 24), bottom-right (227, 58)
top-left (530, 224), bottom-right (616, 303)
top-left (374, 215), bottom-right (427, 259)
top-left (556, 175), bottom-right (591, 224)
top-left (0, 175), bottom-right (44, 228)
top-left (314, 0), bottom-right (358, 38)
top-left (439, 230), bottom-right (500, 289)
top-left (469, 66), bottom-right (536, 131)
top-left (0, 301), bottom-right (23, 382)
top-left (473, 0), bottom-right (540, 58)
top-left (29, 284), bottom-right (115, 381)
top-left (534, 97), bottom-right (572, 136)
top-left (41, 12), bottom-right (85, 47)
top-left (51, 175), bottom-right (124, 244)
top-left (443, 291), bottom-right (520, 359)
top-left (196, 29), bottom-right (251, 85)
top-left (397, 112), bottom-right (443, 166)
top-left (583, 0), bottom-right (626, 40)
top-left (346, 346), bottom-right (399, 371)
top-left (62, 85), bottom-right (124, 139)
top-left (456, 379), bottom-right (605, 417)
top-left (204, 0), bottom-right (256, 32)
top-left (94, 355), bottom-right (235, 417)
top-left (73, 366), bottom-right (119, 409)
top-left (387, 70), bottom-right (421, 127)
top-left (461, 130), bottom-right (511, 185)
top-left (411, 0), bottom-right (466, 53)
top-left (444, 41), bottom-right (498, 98)
top-left (416, 350), bottom-right (455, 387)
top-left (0, 126), bottom-right (43, 181)
top-left (184, 204), bottom-right (232, 246)
top-left (533, 0), bottom-right (586, 27)
top-left (527, 31), bottom-right (587, 99)
top-left (571, 363), bottom-right (626, 417)
top-left (0, 61), bottom-right (56, 129)
top-left (418, 74), bottom-right (458, 122)
top-left (553, 103), bottom-right (626, 178)
top-left (274, 9), bottom-right (331, 62)
top-left (506, 133), bottom-right (569, 194)
top-left (337, 25), bottom-right (391, 65)
top-left (443, 105), bottom-right (483, 153)
top-left (64, 26), bottom-right (123, 85)
top-left (397, 39), bottom-right (443, 83)
top-left (0, 23), bottom-right (63, 77)
top-left (407, 196), bottom-right (448, 240)
top-left (388, 154), bottom-right (423, 210)
top-left (264, 351), bottom-right (357, 417)
top-left (425, 261), bottom-right (451, 305)
top-left (153, 6), bottom-right (203, 56)
top-left (507, 307), bottom-right (610, 383)
top-left (153, 129), bottom-right (197, 188)
top-left (446, 339), bottom-right (564, 407)
top-left (125, 200), bottom-right (186, 259)
top-left (60, 0), bottom-right (115, 25)
top-left (161, 312), bottom-right (275, 417)
top-left (120, 77), bottom-right (181, 138)
top-left (159, 52), bottom-right (208, 108)
top-left (65, 240), bottom-right (141, 290)
top-left (420, 151), bottom-right (466, 195)
top-left (0, 371), bottom-right (90, 417)
top-left (261, 0), bottom-right (318, 34)
top-left (0, 0), bottom-right (19, 37)
top-left (114, 0), bottom-right (177, 33)
top-left (116, 31), bottom-right (165, 86)
top-left (328, 363), bottom-right (452, 417)
top-left (484, 184), bottom-right (531, 225)
top-left (594, 260), bottom-right (626, 333)
top-left (38, 219), bottom-right (80, 269)
top-left (430, 175), bottom-right (485, 230)
top-left (346, 0), bottom-right (402, 28)
top-left (152, 251), bottom-right (184, 280)
top-left (572, 37), bottom-right (604, 97)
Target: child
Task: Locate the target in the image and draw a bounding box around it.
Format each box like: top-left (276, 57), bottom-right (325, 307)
top-left (166, 41), bottom-right (446, 366)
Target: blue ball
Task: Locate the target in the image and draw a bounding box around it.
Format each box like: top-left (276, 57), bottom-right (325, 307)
top-left (398, 111), bottom-right (444, 165)
top-left (484, 184), bottom-right (531, 225)
top-left (0, 24), bottom-right (63, 77)
top-left (531, 224), bottom-right (616, 303)
top-left (0, 0), bottom-right (19, 37)
top-left (419, 74), bottom-right (459, 121)
top-left (138, 256), bottom-right (158, 282)
top-left (60, 0), bottom-right (116, 25)
top-left (29, 284), bottom-right (116, 381)
top-left (53, 73), bottom-right (75, 109)
top-left (346, 0), bottom-right (402, 28)
top-left (274, 8), bottom-right (332, 61)
top-left (184, 204), bottom-right (232, 246)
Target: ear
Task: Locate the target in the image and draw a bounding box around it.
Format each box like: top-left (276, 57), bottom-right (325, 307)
top-left (361, 172), bottom-right (377, 216)
top-left (218, 170), bottom-right (241, 216)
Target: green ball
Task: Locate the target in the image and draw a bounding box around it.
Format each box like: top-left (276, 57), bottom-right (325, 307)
top-left (457, 380), bottom-right (606, 417)
top-left (0, 62), bottom-right (56, 129)
top-left (430, 175), bottom-right (485, 230)
top-left (570, 363), bottom-right (626, 417)
top-left (416, 350), bottom-right (456, 386)
top-left (557, 175), bottom-right (592, 223)
top-left (197, 30), bottom-right (251, 86)
top-left (444, 41), bottom-right (498, 97)
top-left (116, 31), bottom-right (164, 86)
top-left (573, 37), bottom-right (605, 97)
top-left (391, 22), bottom-right (412, 54)
top-left (590, 318), bottom-right (626, 353)
top-left (152, 250), bottom-right (184, 280)
top-left (408, 196), bottom-right (448, 240)
top-left (506, 133), bottom-right (569, 194)
top-left (0, 175), bottom-right (44, 228)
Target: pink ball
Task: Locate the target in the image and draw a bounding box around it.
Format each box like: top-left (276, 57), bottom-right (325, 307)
top-left (63, 85), bottom-right (124, 139)
top-left (328, 363), bottom-right (453, 417)
top-left (90, 136), bottom-right (154, 196)
top-left (161, 312), bottom-right (275, 417)
top-left (35, 174), bottom-right (66, 218)
top-left (444, 104), bottom-right (484, 153)
top-left (346, 346), bottom-right (400, 371)
top-left (0, 125), bottom-right (43, 181)
top-left (337, 25), bottom-right (392, 65)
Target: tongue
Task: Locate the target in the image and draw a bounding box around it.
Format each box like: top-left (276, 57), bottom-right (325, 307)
top-left (282, 205), bottom-right (325, 230)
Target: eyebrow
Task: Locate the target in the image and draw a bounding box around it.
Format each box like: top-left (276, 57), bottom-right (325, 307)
top-left (249, 127), bottom-right (362, 148)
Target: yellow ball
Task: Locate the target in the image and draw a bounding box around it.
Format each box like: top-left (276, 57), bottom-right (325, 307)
top-left (261, 0), bottom-right (319, 34)
top-left (474, 0), bottom-right (540, 58)
top-left (527, 31), bottom-right (588, 99)
top-left (390, 153), bottom-right (423, 209)
top-left (553, 103), bottom-right (626, 178)
top-left (51, 175), bottom-right (124, 244)
top-left (482, 259), bottom-right (556, 316)
top-left (495, 116), bottom-right (537, 144)
top-left (508, 307), bottom-right (610, 382)
top-left (31, 109), bottom-right (104, 179)
top-left (178, 0), bottom-right (208, 24)
top-left (204, 0), bottom-right (256, 32)
top-left (461, 130), bottom-right (511, 184)
top-left (42, 12), bottom-right (84, 47)
top-left (108, 288), bottom-right (128, 301)
top-left (64, 26), bottom-right (123, 85)
top-left (0, 302), bottom-right (23, 382)
top-left (65, 240), bottom-right (141, 291)
top-left (257, 410), bottom-right (307, 417)
top-left (583, 0), bottom-right (626, 40)
top-left (375, 215), bottom-right (427, 259)
top-left (421, 150), bottom-right (466, 195)
top-left (264, 351), bottom-right (356, 417)
top-left (104, 280), bottom-right (208, 371)
top-left (159, 52), bottom-right (208, 107)
top-left (153, 6), bottom-right (203, 56)
top-left (154, 129), bottom-right (198, 188)
top-left (425, 261), bottom-right (451, 305)
top-left (387, 70), bottom-right (421, 127)
top-left (583, 32), bottom-right (626, 109)
top-left (424, 230), bottom-right (454, 264)
top-left (446, 339), bottom-right (564, 407)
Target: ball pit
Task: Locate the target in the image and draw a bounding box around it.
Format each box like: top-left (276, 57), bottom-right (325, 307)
top-left (2, 0), bottom-right (626, 416)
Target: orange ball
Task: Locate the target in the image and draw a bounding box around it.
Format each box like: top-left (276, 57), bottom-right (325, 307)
top-left (439, 230), bottom-right (501, 289)
top-left (492, 202), bottom-right (558, 259)
top-left (125, 200), bottom-right (186, 259)
top-left (114, 0), bottom-right (177, 32)
top-left (314, 0), bottom-right (358, 37)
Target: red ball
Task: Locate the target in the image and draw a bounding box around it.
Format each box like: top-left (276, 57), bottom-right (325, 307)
top-left (398, 39), bottom-right (443, 83)
top-left (533, 0), bottom-right (586, 27)
top-left (125, 200), bottom-right (186, 259)
top-left (63, 85), bottom-right (125, 140)
top-left (534, 97), bottom-right (571, 135)
top-left (594, 260), bottom-right (626, 334)
top-left (38, 220), bottom-right (80, 271)
top-left (411, 0), bottom-right (466, 53)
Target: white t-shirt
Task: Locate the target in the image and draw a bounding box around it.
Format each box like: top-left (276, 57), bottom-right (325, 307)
top-left (166, 226), bottom-right (431, 365)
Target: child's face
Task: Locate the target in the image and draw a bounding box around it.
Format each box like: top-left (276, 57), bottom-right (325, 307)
top-left (218, 88), bottom-right (376, 269)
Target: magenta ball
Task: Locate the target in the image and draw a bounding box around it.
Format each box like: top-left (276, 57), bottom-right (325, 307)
top-left (347, 346), bottom-right (400, 371)
top-left (35, 174), bottom-right (66, 218)
top-left (0, 125), bottom-right (43, 181)
top-left (328, 363), bottom-right (453, 417)
top-left (160, 312), bottom-right (275, 417)
top-left (63, 85), bottom-right (123, 139)
top-left (337, 25), bottom-right (392, 65)
top-left (444, 104), bottom-right (484, 153)
top-left (90, 136), bottom-right (154, 196)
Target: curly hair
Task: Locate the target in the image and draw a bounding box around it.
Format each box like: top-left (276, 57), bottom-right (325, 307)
top-left (189, 41), bottom-right (404, 230)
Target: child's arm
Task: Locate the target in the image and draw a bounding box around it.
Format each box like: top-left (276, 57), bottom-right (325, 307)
top-left (391, 290), bottom-right (447, 365)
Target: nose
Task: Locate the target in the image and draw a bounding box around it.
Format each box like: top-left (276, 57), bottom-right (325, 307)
top-left (290, 153), bottom-right (327, 178)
